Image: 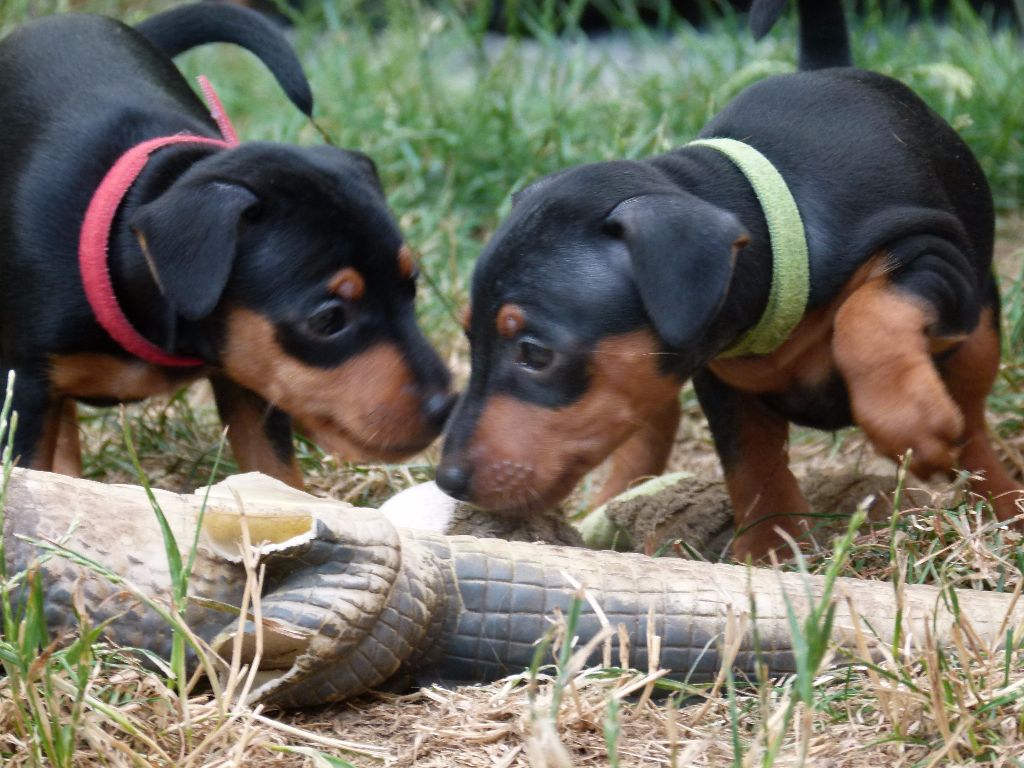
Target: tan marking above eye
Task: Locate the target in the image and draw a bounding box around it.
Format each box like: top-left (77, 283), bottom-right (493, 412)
top-left (496, 304), bottom-right (525, 338)
top-left (328, 268), bottom-right (365, 301)
top-left (461, 306), bottom-right (472, 332)
top-left (398, 244), bottom-right (418, 280)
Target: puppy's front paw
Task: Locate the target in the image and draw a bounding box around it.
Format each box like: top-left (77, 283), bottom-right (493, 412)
top-left (732, 528), bottom-right (787, 563)
top-left (851, 359), bottom-right (964, 479)
top-left (732, 516), bottom-right (811, 563)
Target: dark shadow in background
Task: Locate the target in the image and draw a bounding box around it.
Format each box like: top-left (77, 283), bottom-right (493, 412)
top-left (217, 0), bottom-right (1020, 32)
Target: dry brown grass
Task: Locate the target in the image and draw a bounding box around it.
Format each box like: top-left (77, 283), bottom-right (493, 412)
top-left (0, 658), bottom-right (395, 766)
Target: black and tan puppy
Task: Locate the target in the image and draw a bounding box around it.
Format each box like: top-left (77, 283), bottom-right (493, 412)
top-left (437, 0), bottom-right (1022, 559)
top-left (0, 4), bottom-right (452, 486)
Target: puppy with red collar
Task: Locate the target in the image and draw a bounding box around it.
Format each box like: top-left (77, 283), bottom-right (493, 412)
top-left (0, 4), bottom-right (453, 484)
top-left (436, 0), bottom-right (1022, 560)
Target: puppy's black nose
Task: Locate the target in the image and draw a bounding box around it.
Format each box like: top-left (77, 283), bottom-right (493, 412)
top-left (423, 391), bottom-right (456, 430)
top-left (436, 462), bottom-right (472, 501)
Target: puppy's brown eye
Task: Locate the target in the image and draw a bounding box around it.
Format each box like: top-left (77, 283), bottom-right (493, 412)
top-left (516, 340), bottom-right (554, 371)
top-left (307, 300), bottom-right (348, 337)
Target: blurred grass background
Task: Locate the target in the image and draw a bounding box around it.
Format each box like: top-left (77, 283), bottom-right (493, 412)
top-left (4, 0), bottom-right (1019, 341)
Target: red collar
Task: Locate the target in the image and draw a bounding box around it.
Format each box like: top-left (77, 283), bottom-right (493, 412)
top-left (78, 76), bottom-right (240, 368)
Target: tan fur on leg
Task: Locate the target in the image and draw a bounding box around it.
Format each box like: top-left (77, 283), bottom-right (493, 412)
top-left (940, 308), bottom-right (1024, 521)
top-left (592, 396), bottom-right (681, 507)
top-left (834, 278), bottom-right (964, 478)
top-left (727, 393), bottom-right (812, 562)
top-left (51, 399), bottom-right (82, 476)
top-left (218, 386), bottom-right (303, 489)
top-left (29, 399), bottom-right (62, 472)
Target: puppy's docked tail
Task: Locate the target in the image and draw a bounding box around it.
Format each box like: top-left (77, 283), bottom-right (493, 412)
top-left (749, 0), bottom-right (852, 70)
top-left (136, 2), bottom-right (314, 117)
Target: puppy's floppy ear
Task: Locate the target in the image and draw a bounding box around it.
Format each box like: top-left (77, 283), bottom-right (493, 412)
top-left (339, 149), bottom-right (385, 195)
top-left (130, 181), bottom-right (258, 320)
top-left (510, 168), bottom-right (574, 208)
top-left (607, 193), bottom-right (748, 349)
top-left (307, 146), bottom-right (385, 196)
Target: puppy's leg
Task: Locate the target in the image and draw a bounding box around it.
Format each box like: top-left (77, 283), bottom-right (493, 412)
top-left (694, 370), bottom-right (811, 562)
top-left (939, 304), bottom-right (1024, 520)
top-left (1, 366), bottom-right (57, 470)
top-left (833, 277), bottom-right (964, 479)
top-left (592, 396), bottom-right (681, 506)
top-left (211, 375), bottom-right (303, 488)
top-left (51, 398), bottom-right (82, 476)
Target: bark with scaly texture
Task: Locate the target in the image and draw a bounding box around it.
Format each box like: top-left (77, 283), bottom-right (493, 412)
top-left (3, 468), bottom-right (1020, 709)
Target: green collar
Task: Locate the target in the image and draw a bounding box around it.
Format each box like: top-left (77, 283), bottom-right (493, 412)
top-left (687, 137), bottom-right (809, 358)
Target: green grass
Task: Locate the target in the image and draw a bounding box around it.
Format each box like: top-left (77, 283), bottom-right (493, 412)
top-left (0, 376), bottom-right (163, 767)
